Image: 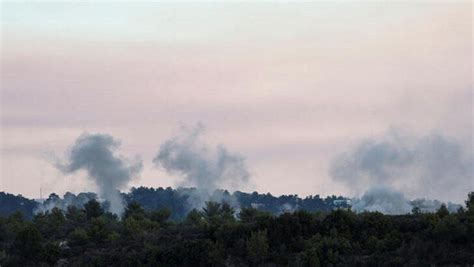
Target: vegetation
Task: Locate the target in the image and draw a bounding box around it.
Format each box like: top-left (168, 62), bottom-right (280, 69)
top-left (0, 192), bottom-right (38, 220)
top-left (0, 192), bottom-right (473, 266)
top-left (0, 187), bottom-right (349, 220)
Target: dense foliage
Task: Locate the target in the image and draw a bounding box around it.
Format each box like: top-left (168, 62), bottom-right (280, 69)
top-left (0, 192), bottom-right (38, 220)
top-left (0, 187), bottom-right (349, 220)
top-left (126, 187), bottom-right (349, 220)
top-left (1, 192), bottom-right (473, 266)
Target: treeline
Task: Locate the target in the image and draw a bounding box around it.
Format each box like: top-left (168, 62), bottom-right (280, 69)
top-left (1, 193), bottom-right (473, 266)
top-left (0, 192), bottom-right (37, 220)
top-left (0, 187), bottom-right (349, 220)
top-left (126, 187), bottom-right (349, 220)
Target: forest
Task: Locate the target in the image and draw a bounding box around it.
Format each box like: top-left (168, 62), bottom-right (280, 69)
top-left (0, 187), bottom-right (350, 220)
top-left (0, 191), bottom-right (473, 266)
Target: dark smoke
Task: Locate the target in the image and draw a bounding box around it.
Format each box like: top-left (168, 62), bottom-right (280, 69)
top-left (330, 130), bottom-right (473, 203)
top-left (56, 133), bottom-right (143, 214)
top-left (153, 124), bottom-right (250, 209)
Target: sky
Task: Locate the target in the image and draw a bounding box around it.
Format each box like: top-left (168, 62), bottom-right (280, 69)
top-left (1, 1), bottom-right (472, 203)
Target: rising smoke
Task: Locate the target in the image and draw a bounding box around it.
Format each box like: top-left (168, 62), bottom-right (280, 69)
top-left (35, 192), bottom-right (97, 214)
top-left (153, 124), bottom-right (250, 209)
top-left (350, 187), bottom-right (461, 215)
top-left (350, 187), bottom-right (412, 215)
top-left (330, 130), bottom-right (473, 203)
top-left (56, 133), bottom-right (143, 214)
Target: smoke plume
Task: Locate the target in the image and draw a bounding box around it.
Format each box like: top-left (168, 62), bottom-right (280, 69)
top-left (351, 187), bottom-right (461, 215)
top-left (35, 192), bottom-right (97, 214)
top-left (410, 198), bottom-right (461, 213)
top-left (351, 187), bottom-right (412, 215)
top-left (330, 130), bottom-right (473, 203)
top-left (56, 133), bottom-right (142, 214)
top-left (153, 124), bottom-right (250, 209)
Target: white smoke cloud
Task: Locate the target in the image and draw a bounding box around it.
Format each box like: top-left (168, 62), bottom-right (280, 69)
top-left (56, 133), bottom-right (142, 214)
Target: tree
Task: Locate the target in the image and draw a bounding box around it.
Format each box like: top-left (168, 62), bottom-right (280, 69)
top-left (42, 242), bottom-right (60, 265)
top-left (247, 230), bottom-right (269, 265)
top-left (466, 192), bottom-right (474, 213)
top-left (202, 201), bottom-right (224, 226)
top-left (2, 188), bottom-right (474, 265)
top-left (84, 199), bottom-right (103, 220)
top-left (436, 204), bottom-right (449, 218)
top-left (66, 205), bottom-right (86, 225)
top-left (202, 202), bottom-right (221, 219)
top-left (124, 201), bottom-right (145, 220)
top-left (68, 228), bottom-right (89, 246)
top-left (149, 208), bottom-right (171, 224)
top-left (11, 224), bottom-right (43, 262)
top-left (239, 207), bottom-right (260, 223)
top-left (299, 246), bottom-right (321, 267)
top-left (185, 209), bottom-right (204, 226)
top-left (220, 202), bottom-right (235, 222)
top-left (87, 217), bottom-right (109, 243)
top-left (412, 206), bottom-right (421, 215)
top-left (33, 207), bottom-right (66, 239)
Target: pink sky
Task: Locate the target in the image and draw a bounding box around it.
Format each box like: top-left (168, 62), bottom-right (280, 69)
top-left (1, 2), bottom-right (472, 202)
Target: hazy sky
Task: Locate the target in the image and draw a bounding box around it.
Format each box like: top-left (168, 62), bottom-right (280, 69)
top-left (1, 1), bottom-right (472, 202)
